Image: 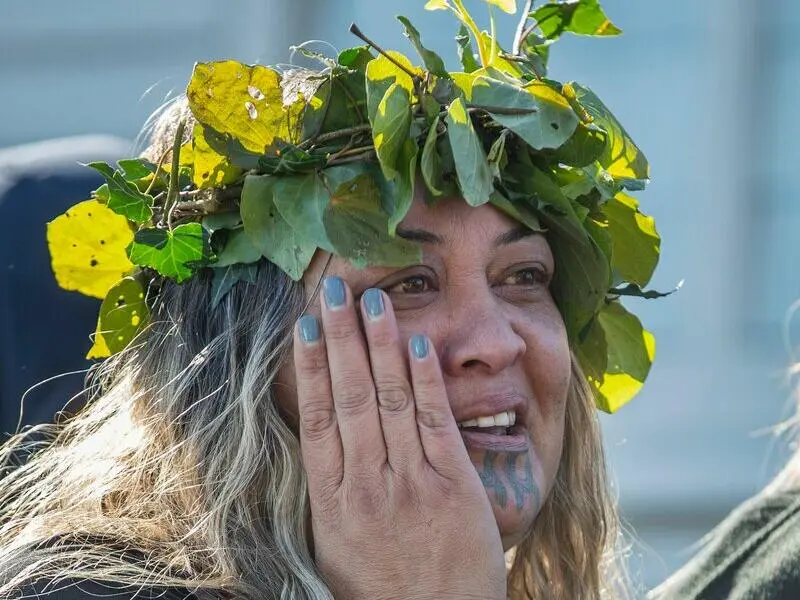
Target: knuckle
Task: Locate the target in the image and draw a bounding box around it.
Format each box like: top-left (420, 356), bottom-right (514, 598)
top-left (298, 347), bottom-right (328, 373)
top-left (322, 317), bottom-right (357, 342)
top-left (299, 404), bottom-right (337, 440)
top-left (375, 379), bottom-right (414, 413)
top-left (368, 324), bottom-right (397, 348)
top-left (416, 408), bottom-right (449, 430)
top-left (332, 380), bottom-right (375, 413)
top-left (344, 476), bottom-right (388, 521)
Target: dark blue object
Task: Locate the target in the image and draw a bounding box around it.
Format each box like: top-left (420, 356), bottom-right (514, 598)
top-left (0, 136), bottom-right (131, 437)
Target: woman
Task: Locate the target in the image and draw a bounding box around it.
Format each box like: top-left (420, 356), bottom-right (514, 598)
top-left (0, 3), bottom-right (660, 598)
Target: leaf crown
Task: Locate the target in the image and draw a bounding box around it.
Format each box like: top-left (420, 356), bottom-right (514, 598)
top-left (47, 0), bottom-right (670, 413)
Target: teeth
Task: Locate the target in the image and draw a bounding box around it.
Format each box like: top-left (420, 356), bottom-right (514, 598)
top-left (457, 411), bottom-right (516, 429)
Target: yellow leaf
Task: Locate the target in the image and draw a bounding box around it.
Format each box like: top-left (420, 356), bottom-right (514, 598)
top-left (187, 60), bottom-right (296, 155)
top-left (365, 51), bottom-right (422, 95)
top-left (47, 200), bottom-right (135, 299)
top-left (191, 123), bottom-right (243, 189)
top-left (425, 0), bottom-right (450, 10)
top-left (595, 330), bottom-right (656, 413)
top-left (87, 277), bottom-right (149, 359)
top-left (486, 0), bottom-right (517, 15)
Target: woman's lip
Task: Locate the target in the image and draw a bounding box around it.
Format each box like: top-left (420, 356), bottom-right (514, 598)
top-left (459, 424), bottom-right (529, 452)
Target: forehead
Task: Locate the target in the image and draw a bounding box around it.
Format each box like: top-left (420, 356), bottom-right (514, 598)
top-left (303, 194), bottom-right (548, 287)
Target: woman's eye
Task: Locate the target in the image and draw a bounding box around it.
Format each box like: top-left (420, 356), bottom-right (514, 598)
top-left (501, 267), bottom-right (549, 287)
top-left (386, 274), bottom-right (433, 295)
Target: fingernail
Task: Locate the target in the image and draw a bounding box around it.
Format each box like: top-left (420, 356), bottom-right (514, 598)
top-left (411, 334), bottom-right (429, 360)
top-left (323, 276), bottom-right (346, 309)
top-left (362, 288), bottom-right (384, 320)
top-left (298, 314), bottom-right (320, 344)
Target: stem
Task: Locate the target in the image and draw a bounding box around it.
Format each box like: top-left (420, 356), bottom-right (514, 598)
top-left (513, 0), bottom-right (535, 55)
top-left (452, 0), bottom-right (488, 67)
top-left (145, 146), bottom-right (173, 197)
top-left (349, 23), bottom-right (421, 82)
top-left (326, 149), bottom-right (376, 166)
top-left (300, 124), bottom-right (372, 150)
top-left (165, 117), bottom-right (187, 230)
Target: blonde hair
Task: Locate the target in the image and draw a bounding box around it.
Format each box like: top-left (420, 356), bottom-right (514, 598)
top-left (0, 98), bottom-right (631, 600)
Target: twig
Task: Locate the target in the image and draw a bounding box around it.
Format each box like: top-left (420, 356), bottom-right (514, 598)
top-left (513, 0), bottom-right (535, 55)
top-left (326, 150), bottom-right (376, 166)
top-left (350, 23), bottom-right (421, 82)
top-left (144, 146), bottom-right (173, 196)
top-left (165, 117), bottom-right (187, 230)
top-left (299, 124), bottom-right (372, 150)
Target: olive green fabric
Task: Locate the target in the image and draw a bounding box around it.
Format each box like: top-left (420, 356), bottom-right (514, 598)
top-left (658, 490), bottom-right (800, 600)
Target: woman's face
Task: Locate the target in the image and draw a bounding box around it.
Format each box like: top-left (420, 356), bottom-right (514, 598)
top-left (276, 195), bottom-right (571, 549)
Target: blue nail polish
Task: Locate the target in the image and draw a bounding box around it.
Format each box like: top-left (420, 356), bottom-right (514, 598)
top-left (362, 288), bottom-right (384, 320)
top-left (298, 314), bottom-right (320, 343)
top-left (411, 334), bottom-right (429, 359)
top-left (323, 276), bottom-right (346, 309)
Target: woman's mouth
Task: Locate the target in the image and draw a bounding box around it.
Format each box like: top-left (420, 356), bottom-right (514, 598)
top-left (457, 411), bottom-right (528, 451)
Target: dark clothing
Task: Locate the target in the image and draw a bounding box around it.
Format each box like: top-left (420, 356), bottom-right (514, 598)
top-left (657, 489), bottom-right (800, 600)
top-left (0, 135), bottom-right (129, 438)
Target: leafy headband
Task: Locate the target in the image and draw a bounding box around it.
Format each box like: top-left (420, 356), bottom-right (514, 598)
top-left (47, 0), bottom-right (667, 413)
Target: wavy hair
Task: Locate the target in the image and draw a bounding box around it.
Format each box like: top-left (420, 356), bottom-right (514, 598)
top-left (0, 98), bottom-right (631, 600)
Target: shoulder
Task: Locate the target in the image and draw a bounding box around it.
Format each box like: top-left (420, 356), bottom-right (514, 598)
top-left (655, 489), bottom-right (800, 599)
top-left (5, 577), bottom-right (198, 599)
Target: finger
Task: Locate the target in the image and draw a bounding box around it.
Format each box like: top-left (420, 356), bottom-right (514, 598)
top-left (320, 275), bottom-right (387, 473)
top-left (407, 334), bottom-right (471, 478)
top-left (293, 314), bottom-right (344, 497)
top-left (360, 288), bottom-right (425, 472)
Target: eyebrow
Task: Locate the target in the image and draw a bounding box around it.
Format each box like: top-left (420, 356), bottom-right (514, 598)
top-left (395, 224), bottom-right (536, 247)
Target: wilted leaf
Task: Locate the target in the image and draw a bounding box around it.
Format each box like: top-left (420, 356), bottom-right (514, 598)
top-left (571, 83), bottom-right (649, 182)
top-left (47, 199), bottom-right (135, 299)
top-left (445, 97), bottom-right (493, 206)
top-left (322, 165), bottom-right (421, 268)
top-left (87, 277), bottom-right (149, 359)
top-left (127, 224), bottom-right (210, 283)
top-left (421, 115), bottom-right (444, 196)
top-left (470, 76), bottom-right (578, 150)
top-left (240, 174), bottom-right (317, 280)
top-left (372, 82), bottom-right (413, 180)
top-left (532, 0), bottom-right (621, 41)
top-left (187, 61), bottom-right (298, 154)
top-left (210, 263), bottom-right (259, 309)
top-left (397, 16), bottom-right (449, 77)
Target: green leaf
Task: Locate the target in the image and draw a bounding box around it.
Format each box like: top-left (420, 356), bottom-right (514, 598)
top-left (397, 16), bottom-right (449, 77)
top-left (215, 229), bottom-right (262, 267)
top-left (489, 191), bottom-right (543, 232)
top-left (87, 277), bottom-right (149, 359)
top-left (87, 162), bottom-right (154, 224)
top-left (487, 129), bottom-right (510, 180)
top-left (257, 142), bottom-right (327, 175)
top-left (548, 121), bottom-right (607, 167)
top-left (469, 76), bottom-right (578, 150)
top-left (365, 51), bottom-right (420, 124)
top-left (519, 33), bottom-right (550, 77)
top-left (445, 97), bottom-right (493, 206)
top-left (187, 61), bottom-right (300, 155)
top-left (610, 283), bottom-right (675, 300)
top-left (302, 69), bottom-right (369, 141)
top-left (322, 165), bottom-right (422, 268)
top-left (202, 211), bottom-right (242, 234)
top-left (421, 115), bottom-right (444, 196)
top-left (576, 300), bottom-right (655, 413)
top-left (127, 223), bottom-right (210, 283)
top-left (485, 0), bottom-right (516, 14)
top-left (210, 263), bottom-right (258, 309)
top-left (117, 158), bottom-right (156, 181)
top-left (338, 46), bottom-right (374, 70)
top-left (570, 83), bottom-right (649, 182)
top-left (603, 193), bottom-right (660, 287)
top-left (240, 174), bottom-right (317, 280)
top-left (272, 173), bottom-right (334, 251)
top-left (456, 24), bottom-right (480, 73)
top-left (371, 82), bottom-right (413, 181)
top-left (531, 0), bottom-right (622, 42)
top-left (387, 138), bottom-right (419, 233)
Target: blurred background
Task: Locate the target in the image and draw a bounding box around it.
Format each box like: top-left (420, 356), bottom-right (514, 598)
top-left (2, 0), bottom-right (799, 593)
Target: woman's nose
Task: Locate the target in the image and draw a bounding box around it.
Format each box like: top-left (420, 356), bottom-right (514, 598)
top-left (438, 293), bottom-right (526, 377)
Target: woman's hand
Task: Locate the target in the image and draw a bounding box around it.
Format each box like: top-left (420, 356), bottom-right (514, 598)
top-left (293, 276), bottom-right (507, 600)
